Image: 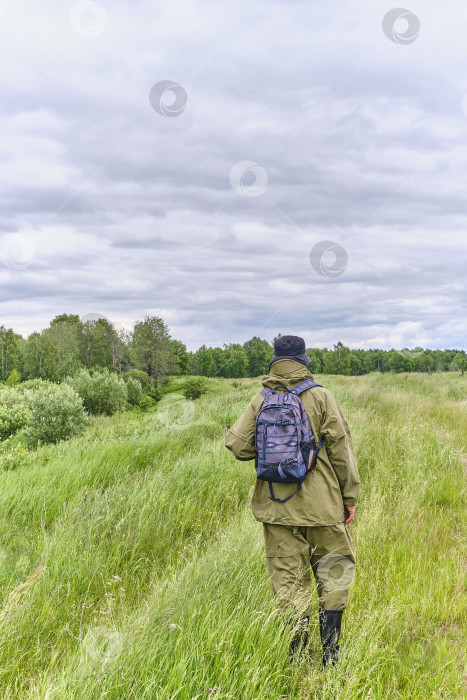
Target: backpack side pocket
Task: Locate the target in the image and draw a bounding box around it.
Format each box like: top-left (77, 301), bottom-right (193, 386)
top-left (301, 438), bottom-right (318, 472)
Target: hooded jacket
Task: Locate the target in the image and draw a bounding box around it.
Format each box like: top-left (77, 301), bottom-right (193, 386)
top-left (224, 359), bottom-right (360, 526)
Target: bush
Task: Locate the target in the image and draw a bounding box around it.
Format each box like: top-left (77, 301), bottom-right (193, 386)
top-left (125, 377), bottom-right (144, 406)
top-left (16, 378), bottom-right (54, 393)
top-left (122, 369), bottom-right (154, 396)
top-left (5, 369), bottom-right (21, 387)
top-left (25, 383), bottom-right (86, 448)
top-left (68, 369), bottom-right (127, 416)
top-left (139, 395), bottom-right (156, 412)
top-left (151, 385), bottom-right (163, 401)
top-left (183, 377), bottom-right (208, 400)
top-left (0, 440), bottom-right (30, 471)
top-left (0, 387), bottom-right (31, 440)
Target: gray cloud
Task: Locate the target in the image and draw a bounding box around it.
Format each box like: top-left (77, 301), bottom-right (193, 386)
top-left (0, 0), bottom-right (466, 351)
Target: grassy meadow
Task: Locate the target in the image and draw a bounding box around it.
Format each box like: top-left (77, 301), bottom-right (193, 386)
top-left (0, 372), bottom-right (465, 699)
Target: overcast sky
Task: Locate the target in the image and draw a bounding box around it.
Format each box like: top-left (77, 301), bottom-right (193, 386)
top-left (0, 0), bottom-right (466, 351)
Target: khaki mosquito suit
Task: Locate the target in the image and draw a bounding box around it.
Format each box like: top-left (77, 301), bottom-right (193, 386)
top-left (225, 359), bottom-right (360, 616)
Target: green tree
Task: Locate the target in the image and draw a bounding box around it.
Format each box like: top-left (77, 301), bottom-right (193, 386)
top-left (193, 345), bottom-right (216, 377)
top-left (243, 337), bottom-right (273, 377)
top-left (388, 351), bottom-right (415, 373)
top-left (307, 348), bottom-right (324, 374)
top-left (0, 326), bottom-right (20, 382)
top-left (131, 316), bottom-right (176, 379)
top-left (435, 350), bottom-right (451, 371)
top-left (222, 343), bottom-right (248, 378)
top-left (323, 342), bottom-right (351, 375)
top-left (423, 353), bottom-right (436, 372)
top-left (211, 347), bottom-right (226, 376)
top-left (51, 314), bottom-right (80, 325)
top-left (349, 353), bottom-right (362, 375)
top-left (188, 351), bottom-right (202, 376)
top-left (21, 332), bottom-right (59, 381)
top-left (452, 351), bottom-right (466, 371)
top-left (363, 350), bottom-right (385, 373)
top-left (110, 326), bottom-right (129, 372)
top-left (171, 340), bottom-right (190, 375)
top-left (79, 318), bottom-right (124, 371)
top-left (5, 369), bottom-right (21, 386)
top-left (46, 314), bottom-right (82, 379)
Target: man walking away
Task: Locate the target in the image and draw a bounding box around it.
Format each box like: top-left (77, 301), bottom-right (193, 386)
top-left (225, 335), bottom-right (360, 666)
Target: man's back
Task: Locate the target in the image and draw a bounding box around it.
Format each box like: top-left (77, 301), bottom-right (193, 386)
top-left (225, 358), bottom-right (360, 525)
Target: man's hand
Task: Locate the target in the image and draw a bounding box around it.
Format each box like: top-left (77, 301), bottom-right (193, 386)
top-left (343, 505), bottom-right (355, 525)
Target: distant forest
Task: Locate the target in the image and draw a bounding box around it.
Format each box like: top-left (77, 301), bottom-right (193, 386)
top-left (0, 314), bottom-right (465, 384)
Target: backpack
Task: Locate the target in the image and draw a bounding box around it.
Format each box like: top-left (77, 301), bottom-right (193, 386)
top-left (255, 380), bottom-right (324, 503)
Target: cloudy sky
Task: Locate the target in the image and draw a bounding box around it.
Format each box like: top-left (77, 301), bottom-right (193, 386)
top-left (0, 0), bottom-right (466, 351)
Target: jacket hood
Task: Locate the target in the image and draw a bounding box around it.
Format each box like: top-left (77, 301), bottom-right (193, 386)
top-left (262, 359), bottom-right (314, 389)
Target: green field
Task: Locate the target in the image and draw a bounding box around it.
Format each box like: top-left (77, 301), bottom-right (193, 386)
top-left (0, 373), bottom-right (465, 699)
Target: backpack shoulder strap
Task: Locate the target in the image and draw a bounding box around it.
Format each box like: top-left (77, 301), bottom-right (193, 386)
top-left (290, 379), bottom-right (322, 395)
top-left (260, 385), bottom-right (290, 398)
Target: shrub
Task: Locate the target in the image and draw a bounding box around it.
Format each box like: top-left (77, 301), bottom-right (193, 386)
top-left (17, 379), bottom-right (53, 393)
top-left (5, 369), bottom-right (21, 387)
top-left (139, 395), bottom-right (156, 412)
top-left (122, 369), bottom-right (154, 396)
top-left (151, 385), bottom-right (163, 401)
top-left (125, 377), bottom-right (144, 406)
top-left (0, 404), bottom-right (30, 441)
top-left (68, 369), bottom-right (127, 416)
top-left (0, 441), bottom-right (30, 471)
top-left (0, 392), bottom-right (30, 441)
top-left (183, 377), bottom-right (208, 401)
top-left (25, 383), bottom-right (86, 448)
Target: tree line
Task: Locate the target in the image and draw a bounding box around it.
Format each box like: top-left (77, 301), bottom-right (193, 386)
top-left (0, 315), bottom-right (465, 385)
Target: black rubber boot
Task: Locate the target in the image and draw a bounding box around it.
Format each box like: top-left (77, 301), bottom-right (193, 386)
top-left (319, 609), bottom-right (343, 667)
top-left (288, 616), bottom-right (309, 662)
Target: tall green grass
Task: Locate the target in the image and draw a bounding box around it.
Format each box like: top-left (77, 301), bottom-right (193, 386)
top-left (0, 374), bottom-right (465, 698)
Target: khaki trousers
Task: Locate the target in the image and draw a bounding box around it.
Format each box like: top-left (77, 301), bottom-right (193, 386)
top-left (263, 522), bottom-right (356, 614)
